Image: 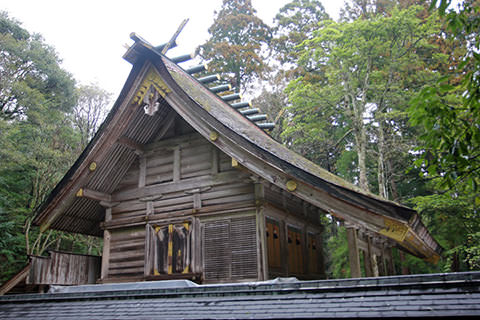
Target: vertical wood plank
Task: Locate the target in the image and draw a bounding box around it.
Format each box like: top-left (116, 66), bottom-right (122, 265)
top-left (364, 235), bottom-right (374, 277)
top-left (385, 247), bottom-right (395, 275)
top-left (399, 250), bottom-right (409, 275)
top-left (193, 192), bottom-right (201, 209)
top-left (302, 224), bottom-right (308, 275)
top-left (316, 232), bottom-right (326, 277)
top-left (144, 224), bottom-right (152, 276)
top-left (211, 146), bottom-right (219, 174)
top-left (139, 156), bottom-right (146, 188)
top-left (173, 146), bottom-right (181, 182)
top-left (255, 181), bottom-right (268, 281)
top-left (280, 219), bottom-right (288, 276)
top-left (101, 230), bottom-right (111, 280)
top-left (191, 217), bottom-right (199, 273)
top-left (101, 208), bottom-right (112, 280)
top-left (346, 226), bottom-right (361, 278)
top-left (146, 201), bottom-right (154, 215)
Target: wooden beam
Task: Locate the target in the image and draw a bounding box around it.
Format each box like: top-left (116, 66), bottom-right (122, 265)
top-left (153, 109), bottom-right (177, 142)
top-left (117, 136), bottom-right (144, 155)
top-left (161, 19), bottom-right (189, 54)
top-left (0, 263), bottom-right (31, 295)
top-left (77, 188), bottom-right (112, 203)
top-left (113, 170), bottom-right (244, 202)
top-left (38, 62), bottom-right (153, 232)
top-left (153, 57), bottom-right (439, 262)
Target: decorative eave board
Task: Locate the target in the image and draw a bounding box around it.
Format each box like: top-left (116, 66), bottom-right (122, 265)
top-left (33, 36), bottom-right (441, 262)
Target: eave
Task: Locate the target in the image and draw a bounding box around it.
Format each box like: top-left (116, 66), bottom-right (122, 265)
top-left (33, 36), bottom-right (442, 262)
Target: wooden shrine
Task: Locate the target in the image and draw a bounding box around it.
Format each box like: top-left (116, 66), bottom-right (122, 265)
top-left (29, 34), bottom-right (442, 285)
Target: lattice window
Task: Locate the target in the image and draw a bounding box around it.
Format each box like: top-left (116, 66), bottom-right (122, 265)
top-left (202, 216), bottom-right (257, 281)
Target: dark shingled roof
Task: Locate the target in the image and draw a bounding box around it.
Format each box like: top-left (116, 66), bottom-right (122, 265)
top-left (1, 272), bottom-right (479, 319)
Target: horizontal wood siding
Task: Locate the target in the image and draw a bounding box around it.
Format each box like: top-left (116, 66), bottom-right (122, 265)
top-left (105, 131), bottom-right (256, 282)
top-left (108, 227), bottom-right (145, 277)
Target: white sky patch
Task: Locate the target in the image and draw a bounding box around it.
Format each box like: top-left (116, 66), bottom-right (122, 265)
top-left (2, 0), bottom-right (343, 99)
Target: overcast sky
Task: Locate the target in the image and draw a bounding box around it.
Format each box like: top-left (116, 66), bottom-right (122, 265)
top-left (2, 0), bottom-right (344, 97)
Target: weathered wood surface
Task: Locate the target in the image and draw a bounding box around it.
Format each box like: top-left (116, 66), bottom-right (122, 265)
top-left (26, 251), bottom-right (100, 285)
top-left (108, 227), bottom-right (145, 278)
top-left (157, 54), bottom-right (441, 261)
top-left (104, 132), bottom-right (257, 281)
top-left (0, 264), bottom-right (31, 295)
top-left (202, 215), bottom-right (258, 283)
top-left (346, 227), bottom-right (361, 278)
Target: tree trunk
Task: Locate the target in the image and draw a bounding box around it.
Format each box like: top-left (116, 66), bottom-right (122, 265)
top-left (355, 122), bottom-right (369, 192)
top-left (377, 119), bottom-right (388, 198)
top-left (386, 159), bottom-right (400, 201)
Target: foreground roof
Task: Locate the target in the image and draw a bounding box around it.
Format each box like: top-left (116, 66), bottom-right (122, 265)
top-left (1, 272), bottom-right (479, 319)
top-left (33, 34), bottom-right (441, 261)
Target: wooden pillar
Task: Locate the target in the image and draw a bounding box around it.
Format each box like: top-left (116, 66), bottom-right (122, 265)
top-left (302, 224), bottom-right (308, 275)
top-left (254, 180), bottom-right (268, 281)
top-left (399, 250), bottom-right (409, 275)
top-left (385, 246), bottom-right (395, 276)
top-left (346, 226), bottom-right (361, 278)
top-left (317, 209), bottom-right (326, 278)
top-left (377, 247), bottom-right (386, 276)
top-left (280, 219), bottom-right (288, 276)
top-left (101, 208), bottom-right (112, 280)
top-left (144, 202), bottom-right (154, 277)
top-left (364, 235), bottom-right (374, 277)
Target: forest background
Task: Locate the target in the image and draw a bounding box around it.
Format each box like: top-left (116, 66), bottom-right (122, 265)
top-left (1, 0), bottom-right (479, 283)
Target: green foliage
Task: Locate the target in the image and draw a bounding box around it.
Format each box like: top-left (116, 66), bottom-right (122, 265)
top-left (0, 12), bottom-right (76, 120)
top-left (0, 13), bottom-right (104, 284)
top-left (73, 84), bottom-right (111, 149)
top-left (284, 5), bottom-right (441, 194)
top-left (409, 0), bottom-right (480, 192)
top-left (409, 190), bottom-right (480, 271)
top-left (273, 0), bottom-right (329, 69)
top-left (325, 224), bottom-right (350, 278)
top-left (199, 0), bottom-right (271, 93)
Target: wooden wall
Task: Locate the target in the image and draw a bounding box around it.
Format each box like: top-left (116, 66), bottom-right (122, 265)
top-left (101, 123), bottom-right (326, 283)
top-left (104, 131), bottom-right (257, 282)
top-left (27, 251), bottom-right (100, 285)
top-left (263, 185), bottom-right (326, 280)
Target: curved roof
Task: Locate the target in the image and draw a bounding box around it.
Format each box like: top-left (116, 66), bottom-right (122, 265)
top-left (33, 35), bottom-right (442, 262)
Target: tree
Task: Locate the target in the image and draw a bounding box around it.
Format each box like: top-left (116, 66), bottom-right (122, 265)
top-left (284, 6), bottom-right (441, 193)
top-left (273, 0), bottom-right (329, 70)
top-left (409, 189), bottom-right (480, 271)
top-left (198, 0), bottom-right (271, 93)
top-left (0, 12), bottom-right (76, 120)
top-left (340, 0), bottom-right (429, 21)
top-left (73, 84), bottom-right (111, 149)
top-left (408, 0), bottom-right (480, 192)
top-left (0, 13), bottom-right (106, 283)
